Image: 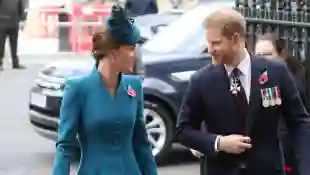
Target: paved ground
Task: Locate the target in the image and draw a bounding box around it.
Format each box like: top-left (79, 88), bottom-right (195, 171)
top-left (0, 55), bottom-right (199, 175)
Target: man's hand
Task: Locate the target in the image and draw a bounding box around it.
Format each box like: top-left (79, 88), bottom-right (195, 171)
top-left (218, 134), bottom-right (251, 154)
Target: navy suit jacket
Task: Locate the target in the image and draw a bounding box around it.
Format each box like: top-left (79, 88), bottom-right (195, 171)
top-left (176, 57), bottom-right (310, 175)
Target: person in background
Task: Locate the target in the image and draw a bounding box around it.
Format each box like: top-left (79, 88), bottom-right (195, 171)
top-left (0, 0), bottom-right (25, 70)
top-left (52, 5), bottom-right (157, 175)
top-left (255, 32), bottom-right (309, 175)
top-left (255, 32), bottom-right (308, 111)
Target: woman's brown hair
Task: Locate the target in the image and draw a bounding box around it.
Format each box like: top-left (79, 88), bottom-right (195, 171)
top-left (92, 27), bottom-right (120, 66)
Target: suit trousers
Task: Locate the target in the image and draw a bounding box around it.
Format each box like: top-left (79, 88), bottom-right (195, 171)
top-left (0, 26), bottom-right (19, 66)
top-left (200, 156), bottom-right (248, 175)
top-left (200, 156), bottom-right (207, 175)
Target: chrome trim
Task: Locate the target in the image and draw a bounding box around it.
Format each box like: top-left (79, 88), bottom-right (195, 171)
top-left (37, 72), bottom-right (66, 84)
top-left (35, 78), bottom-right (62, 90)
top-left (41, 89), bottom-right (63, 97)
top-left (142, 78), bottom-right (176, 93)
top-left (33, 126), bottom-right (58, 141)
top-left (30, 110), bottom-right (60, 124)
top-left (35, 72), bottom-right (66, 92)
top-left (170, 70), bottom-right (196, 82)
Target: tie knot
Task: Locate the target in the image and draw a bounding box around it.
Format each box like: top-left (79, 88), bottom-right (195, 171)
top-left (231, 68), bottom-right (241, 78)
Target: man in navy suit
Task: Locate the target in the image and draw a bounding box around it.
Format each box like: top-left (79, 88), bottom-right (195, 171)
top-left (176, 8), bottom-right (310, 175)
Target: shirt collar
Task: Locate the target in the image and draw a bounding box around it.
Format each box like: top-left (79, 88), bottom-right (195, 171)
top-left (225, 50), bottom-right (251, 76)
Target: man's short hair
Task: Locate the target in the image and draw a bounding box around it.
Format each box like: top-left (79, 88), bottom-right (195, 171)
top-left (203, 8), bottom-right (246, 38)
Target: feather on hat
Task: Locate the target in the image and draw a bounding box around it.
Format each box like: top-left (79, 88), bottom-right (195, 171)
top-left (104, 4), bottom-right (140, 45)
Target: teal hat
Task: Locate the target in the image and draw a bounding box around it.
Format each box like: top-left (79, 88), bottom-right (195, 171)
top-left (104, 5), bottom-right (140, 45)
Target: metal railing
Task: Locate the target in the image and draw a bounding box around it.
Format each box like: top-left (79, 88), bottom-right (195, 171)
top-left (236, 0), bottom-right (310, 60)
top-left (236, 0), bottom-right (310, 107)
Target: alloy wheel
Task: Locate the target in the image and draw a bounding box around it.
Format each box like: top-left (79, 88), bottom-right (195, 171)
top-left (144, 108), bottom-right (167, 156)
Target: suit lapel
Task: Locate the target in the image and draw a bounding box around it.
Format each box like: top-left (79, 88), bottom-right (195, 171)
top-left (217, 64), bottom-right (230, 89)
top-left (246, 57), bottom-right (263, 135)
top-left (214, 58), bottom-right (264, 135)
top-left (213, 64), bottom-right (236, 111)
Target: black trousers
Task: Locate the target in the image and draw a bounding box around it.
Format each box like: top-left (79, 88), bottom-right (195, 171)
top-left (200, 156), bottom-right (248, 175)
top-left (0, 26), bottom-right (19, 66)
top-left (200, 156), bottom-right (207, 175)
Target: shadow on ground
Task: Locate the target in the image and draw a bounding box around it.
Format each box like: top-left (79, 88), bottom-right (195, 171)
top-left (157, 148), bottom-right (198, 167)
top-left (70, 147), bottom-right (198, 167)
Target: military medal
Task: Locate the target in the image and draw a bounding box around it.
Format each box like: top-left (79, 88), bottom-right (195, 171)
top-left (230, 78), bottom-right (240, 95)
top-left (274, 86), bottom-right (282, 105)
top-left (259, 69), bottom-right (272, 107)
top-left (268, 88), bottom-right (275, 106)
top-left (265, 88), bottom-right (272, 107)
top-left (261, 88), bottom-right (269, 107)
top-left (265, 88), bottom-right (271, 107)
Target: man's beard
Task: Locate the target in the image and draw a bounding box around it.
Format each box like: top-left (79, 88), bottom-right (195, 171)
top-left (212, 54), bottom-right (228, 65)
top-left (219, 50), bottom-right (237, 65)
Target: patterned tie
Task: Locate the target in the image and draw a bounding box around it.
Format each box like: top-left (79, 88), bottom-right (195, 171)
top-left (231, 68), bottom-right (249, 170)
top-left (231, 68), bottom-right (248, 120)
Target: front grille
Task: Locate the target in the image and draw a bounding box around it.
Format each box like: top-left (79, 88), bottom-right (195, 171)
top-left (31, 120), bottom-right (58, 132)
top-left (31, 75), bottom-right (65, 118)
top-left (30, 96), bottom-right (62, 117)
top-left (47, 96), bottom-right (62, 114)
top-left (30, 105), bottom-right (59, 117)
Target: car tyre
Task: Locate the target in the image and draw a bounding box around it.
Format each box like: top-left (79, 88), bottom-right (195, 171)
top-left (144, 100), bottom-right (174, 164)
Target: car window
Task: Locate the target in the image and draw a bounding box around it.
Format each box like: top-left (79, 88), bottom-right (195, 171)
top-left (142, 6), bottom-right (208, 54)
top-left (134, 12), bottom-right (182, 27)
top-left (142, 2), bottom-right (234, 55)
top-left (134, 12), bottom-right (182, 41)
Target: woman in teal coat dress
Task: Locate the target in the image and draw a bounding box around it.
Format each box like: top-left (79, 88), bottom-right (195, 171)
top-left (52, 5), bottom-right (157, 175)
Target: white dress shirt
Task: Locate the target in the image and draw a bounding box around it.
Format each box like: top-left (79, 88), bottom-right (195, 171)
top-left (225, 51), bottom-right (251, 103)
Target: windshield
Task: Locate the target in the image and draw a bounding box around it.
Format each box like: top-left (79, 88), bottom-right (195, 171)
top-left (142, 2), bottom-right (234, 54)
top-left (142, 6), bottom-right (207, 54)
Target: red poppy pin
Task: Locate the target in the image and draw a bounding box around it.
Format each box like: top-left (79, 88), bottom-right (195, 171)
top-left (258, 69), bottom-right (268, 84)
top-left (127, 84), bottom-right (136, 98)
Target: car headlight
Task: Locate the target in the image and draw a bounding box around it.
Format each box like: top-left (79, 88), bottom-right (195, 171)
top-left (170, 71), bottom-right (196, 82)
top-left (35, 72), bottom-right (66, 90)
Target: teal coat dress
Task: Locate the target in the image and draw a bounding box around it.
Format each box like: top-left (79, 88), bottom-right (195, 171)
top-left (52, 68), bottom-right (157, 175)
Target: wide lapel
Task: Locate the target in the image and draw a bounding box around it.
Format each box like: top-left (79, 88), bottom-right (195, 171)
top-left (246, 57), bottom-right (263, 135)
top-left (213, 64), bottom-right (236, 111)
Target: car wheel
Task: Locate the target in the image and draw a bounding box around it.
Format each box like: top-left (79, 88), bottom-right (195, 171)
top-left (144, 100), bottom-right (174, 163)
